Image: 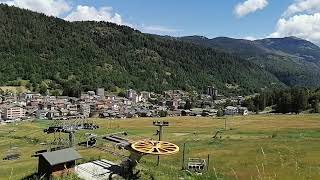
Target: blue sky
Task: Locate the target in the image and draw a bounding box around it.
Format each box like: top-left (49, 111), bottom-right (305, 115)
top-left (1, 0), bottom-right (320, 44)
top-left (73, 0), bottom-right (293, 39)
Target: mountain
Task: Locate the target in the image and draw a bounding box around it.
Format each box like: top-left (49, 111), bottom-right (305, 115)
top-left (181, 36), bottom-right (320, 87)
top-left (0, 4), bottom-right (284, 96)
top-left (256, 37), bottom-right (320, 64)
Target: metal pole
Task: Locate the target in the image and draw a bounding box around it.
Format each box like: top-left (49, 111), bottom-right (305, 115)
top-left (157, 125), bottom-right (162, 166)
top-left (153, 121), bottom-right (169, 166)
top-left (9, 131), bottom-right (12, 149)
top-left (225, 118), bottom-right (227, 130)
top-left (159, 126), bottom-right (162, 141)
top-left (69, 132), bottom-right (75, 147)
top-left (182, 143), bottom-right (186, 170)
top-left (207, 154), bottom-right (210, 171)
top-left (86, 136), bottom-right (89, 148)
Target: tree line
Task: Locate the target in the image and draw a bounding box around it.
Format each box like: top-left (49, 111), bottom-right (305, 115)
top-left (243, 88), bottom-right (320, 114)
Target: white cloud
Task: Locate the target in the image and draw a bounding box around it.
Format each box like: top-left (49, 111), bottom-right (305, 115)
top-left (0, 0), bottom-right (181, 36)
top-left (64, 6), bottom-right (180, 35)
top-left (64, 5), bottom-right (126, 25)
top-left (269, 0), bottom-right (320, 45)
top-left (234, 0), bottom-right (268, 17)
top-left (141, 25), bottom-right (181, 34)
top-left (269, 13), bottom-right (320, 45)
top-left (243, 36), bottom-right (257, 40)
top-left (283, 0), bottom-right (320, 17)
top-left (0, 0), bottom-right (71, 17)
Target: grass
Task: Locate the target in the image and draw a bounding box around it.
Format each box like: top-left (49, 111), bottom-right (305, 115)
top-left (0, 86), bottom-right (28, 93)
top-left (0, 114), bottom-right (320, 179)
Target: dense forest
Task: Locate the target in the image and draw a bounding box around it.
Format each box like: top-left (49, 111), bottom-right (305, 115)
top-left (0, 4), bottom-right (285, 96)
top-left (243, 88), bottom-right (320, 114)
top-left (181, 36), bottom-right (320, 87)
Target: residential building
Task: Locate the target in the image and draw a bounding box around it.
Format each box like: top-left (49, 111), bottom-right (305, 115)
top-left (224, 106), bottom-right (248, 116)
top-left (59, 108), bottom-right (69, 117)
top-left (3, 106), bottom-right (26, 120)
top-left (80, 104), bottom-right (90, 118)
top-left (25, 93), bottom-right (41, 100)
top-left (126, 89), bottom-right (142, 104)
top-left (96, 88), bottom-right (105, 97)
top-left (132, 93), bottom-right (142, 104)
top-left (224, 106), bottom-right (238, 115)
top-left (140, 91), bottom-right (151, 102)
top-left (238, 107), bottom-right (249, 116)
top-left (36, 110), bottom-right (48, 119)
top-left (88, 91), bottom-right (95, 96)
top-left (126, 89), bottom-right (136, 99)
top-left (106, 94), bottom-right (116, 101)
top-left (67, 104), bottom-right (78, 115)
top-left (207, 86), bottom-right (218, 97)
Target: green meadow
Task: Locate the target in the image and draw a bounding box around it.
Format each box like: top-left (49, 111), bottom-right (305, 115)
top-left (1, 114), bottom-right (320, 180)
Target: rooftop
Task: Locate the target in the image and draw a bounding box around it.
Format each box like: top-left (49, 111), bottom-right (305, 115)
top-left (40, 148), bottom-right (82, 166)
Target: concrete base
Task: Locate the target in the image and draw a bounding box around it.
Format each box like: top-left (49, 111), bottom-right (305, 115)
top-left (75, 159), bottom-right (123, 180)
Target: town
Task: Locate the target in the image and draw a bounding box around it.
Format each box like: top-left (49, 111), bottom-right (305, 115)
top-left (0, 86), bottom-right (249, 123)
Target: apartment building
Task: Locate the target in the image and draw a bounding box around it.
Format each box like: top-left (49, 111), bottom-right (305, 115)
top-left (3, 106), bottom-right (26, 120)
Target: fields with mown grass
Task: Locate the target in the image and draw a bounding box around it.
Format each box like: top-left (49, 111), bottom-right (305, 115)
top-left (0, 114), bottom-right (320, 180)
top-left (0, 86), bottom-right (28, 94)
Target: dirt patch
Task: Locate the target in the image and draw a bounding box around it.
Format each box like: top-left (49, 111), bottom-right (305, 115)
top-left (172, 133), bottom-right (190, 136)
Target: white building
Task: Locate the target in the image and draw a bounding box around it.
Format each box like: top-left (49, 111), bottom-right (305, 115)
top-left (126, 89), bottom-right (136, 99)
top-left (36, 110), bottom-right (48, 119)
top-left (67, 104), bottom-right (78, 115)
top-left (224, 106), bottom-right (238, 115)
top-left (207, 86), bottom-right (218, 97)
top-left (238, 107), bottom-right (249, 116)
top-left (80, 104), bottom-right (91, 118)
top-left (126, 89), bottom-right (142, 104)
top-left (88, 91), bottom-right (95, 96)
top-left (25, 93), bottom-right (41, 100)
top-left (96, 88), bottom-right (105, 97)
top-left (140, 91), bottom-right (151, 102)
top-left (224, 106), bottom-right (248, 116)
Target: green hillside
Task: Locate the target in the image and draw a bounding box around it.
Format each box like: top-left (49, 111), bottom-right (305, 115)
top-left (0, 4), bottom-right (284, 96)
top-left (181, 36), bottom-right (320, 87)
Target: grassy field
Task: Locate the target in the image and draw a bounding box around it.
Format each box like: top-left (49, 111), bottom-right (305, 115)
top-left (0, 86), bottom-right (28, 94)
top-left (1, 114), bottom-right (320, 179)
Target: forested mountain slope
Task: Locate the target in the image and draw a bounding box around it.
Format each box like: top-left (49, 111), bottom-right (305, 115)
top-left (181, 36), bottom-right (320, 87)
top-left (0, 4), bottom-right (283, 95)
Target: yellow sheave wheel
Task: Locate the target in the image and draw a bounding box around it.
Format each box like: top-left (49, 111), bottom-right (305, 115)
top-left (131, 140), bottom-right (179, 155)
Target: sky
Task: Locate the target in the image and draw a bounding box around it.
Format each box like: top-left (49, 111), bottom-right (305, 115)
top-left (1, 0), bottom-right (320, 45)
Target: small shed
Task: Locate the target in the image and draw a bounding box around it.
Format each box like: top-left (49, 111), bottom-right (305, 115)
top-left (38, 148), bottom-right (82, 178)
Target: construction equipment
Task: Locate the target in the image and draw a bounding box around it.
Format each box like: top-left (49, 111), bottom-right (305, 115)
top-left (98, 134), bottom-right (179, 179)
top-left (78, 133), bottom-right (97, 148)
top-left (187, 158), bottom-right (207, 172)
top-left (43, 118), bottom-right (99, 148)
top-left (131, 140), bottom-right (179, 155)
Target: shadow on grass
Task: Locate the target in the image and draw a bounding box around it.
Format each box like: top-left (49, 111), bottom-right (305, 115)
top-left (21, 173), bottom-right (40, 180)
